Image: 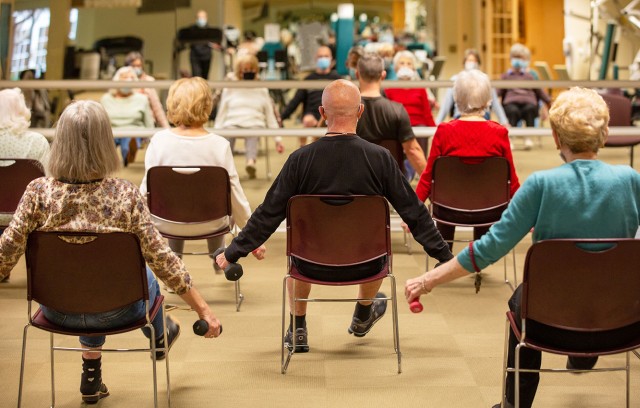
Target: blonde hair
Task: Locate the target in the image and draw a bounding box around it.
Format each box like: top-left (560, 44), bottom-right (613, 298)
top-left (166, 77), bottom-right (213, 127)
top-left (0, 88), bottom-right (31, 136)
top-left (549, 87), bottom-right (609, 153)
top-left (234, 54), bottom-right (259, 79)
top-left (48, 101), bottom-right (120, 181)
top-left (510, 43), bottom-right (531, 60)
top-left (453, 70), bottom-right (492, 115)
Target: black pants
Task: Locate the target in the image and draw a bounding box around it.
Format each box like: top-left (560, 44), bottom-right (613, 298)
top-left (190, 55), bottom-right (211, 79)
top-left (503, 103), bottom-right (538, 127)
top-left (505, 285), bottom-right (640, 407)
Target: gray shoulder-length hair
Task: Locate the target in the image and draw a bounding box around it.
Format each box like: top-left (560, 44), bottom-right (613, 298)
top-left (453, 69), bottom-right (492, 116)
top-left (48, 100), bottom-right (120, 181)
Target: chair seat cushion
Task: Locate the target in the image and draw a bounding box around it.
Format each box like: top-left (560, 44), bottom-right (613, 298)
top-left (31, 296), bottom-right (164, 337)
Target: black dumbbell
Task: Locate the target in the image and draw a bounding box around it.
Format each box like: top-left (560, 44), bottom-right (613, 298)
top-left (193, 319), bottom-right (222, 336)
top-left (212, 248), bottom-right (243, 281)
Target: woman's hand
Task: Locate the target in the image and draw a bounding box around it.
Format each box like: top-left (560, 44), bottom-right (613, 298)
top-left (405, 273), bottom-right (431, 303)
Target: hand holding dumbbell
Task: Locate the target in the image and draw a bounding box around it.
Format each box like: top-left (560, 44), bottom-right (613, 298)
top-left (193, 319), bottom-right (222, 336)
top-left (213, 248), bottom-right (243, 281)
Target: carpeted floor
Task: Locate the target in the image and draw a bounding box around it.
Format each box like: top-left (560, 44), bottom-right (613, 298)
top-left (1, 134), bottom-right (638, 407)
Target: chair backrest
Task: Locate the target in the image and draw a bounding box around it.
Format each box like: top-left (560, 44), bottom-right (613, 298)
top-left (553, 64), bottom-right (571, 80)
top-left (533, 61), bottom-right (552, 80)
top-left (25, 231), bottom-right (148, 315)
top-left (0, 159), bottom-right (45, 213)
top-left (146, 166), bottom-right (232, 223)
top-left (600, 92), bottom-right (632, 127)
top-left (286, 195), bottom-right (391, 267)
top-left (430, 156), bottom-right (510, 226)
top-left (521, 239), bottom-right (640, 332)
top-left (375, 139), bottom-right (405, 175)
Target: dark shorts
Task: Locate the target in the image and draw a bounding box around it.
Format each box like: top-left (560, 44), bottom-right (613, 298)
top-left (292, 256), bottom-right (386, 282)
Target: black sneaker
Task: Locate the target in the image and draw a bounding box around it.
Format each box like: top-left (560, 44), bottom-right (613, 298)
top-left (348, 293), bottom-right (387, 337)
top-left (492, 402), bottom-right (514, 408)
top-left (283, 327), bottom-right (309, 353)
top-left (154, 315), bottom-right (181, 360)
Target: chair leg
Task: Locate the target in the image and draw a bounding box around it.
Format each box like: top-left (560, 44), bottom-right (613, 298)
top-left (235, 280), bottom-right (244, 312)
top-left (264, 137), bottom-right (272, 180)
top-left (503, 249), bottom-right (517, 292)
top-left (626, 352), bottom-right (630, 408)
top-left (49, 333), bottom-right (55, 408)
top-left (149, 322), bottom-right (159, 408)
top-left (281, 275), bottom-right (292, 374)
top-left (17, 323), bottom-right (30, 408)
top-left (501, 319), bottom-right (509, 408)
top-left (403, 231), bottom-right (412, 255)
top-left (630, 146), bottom-right (635, 168)
top-left (515, 343), bottom-right (522, 408)
top-left (161, 305), bottom-right (171, 408)
top-left (389, 275), bottom-right (402, 374)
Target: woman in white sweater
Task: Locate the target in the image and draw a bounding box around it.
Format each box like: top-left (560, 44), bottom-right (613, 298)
top-left (140, 77), bottom-right (265, 275)
top-left (215, 54), bottom-right (281, 179)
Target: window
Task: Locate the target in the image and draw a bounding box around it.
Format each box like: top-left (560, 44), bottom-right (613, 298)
top-left (10, 8), bottom-right (78, 79)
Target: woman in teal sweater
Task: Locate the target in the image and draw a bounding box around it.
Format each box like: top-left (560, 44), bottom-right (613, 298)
top-left (405, 87), bottom-right (640, 408)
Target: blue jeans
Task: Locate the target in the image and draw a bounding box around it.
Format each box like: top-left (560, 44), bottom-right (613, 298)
top-left (115, 138), bottom-right (131, 164)
top-left (41, 267), bottom-right (164, 348)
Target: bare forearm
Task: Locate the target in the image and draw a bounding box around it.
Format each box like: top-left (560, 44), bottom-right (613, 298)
top-left (179, 287), bottom-right (212, 319)
top-left (406, 149), bottom-right (426, 175)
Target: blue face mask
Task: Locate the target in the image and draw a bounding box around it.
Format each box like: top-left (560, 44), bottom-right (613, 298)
top-left (196, 18), bottom-right (207, 28)
top-left (317, 57), bottom-right (331, 70)
top-left (348, 67), bottom-right (357, 79)
top-left (511, 58), bottom-right (528, 70)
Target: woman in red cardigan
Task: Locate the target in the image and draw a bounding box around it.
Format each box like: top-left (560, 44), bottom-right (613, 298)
top-left (415, 69), bottom-right (520, 249)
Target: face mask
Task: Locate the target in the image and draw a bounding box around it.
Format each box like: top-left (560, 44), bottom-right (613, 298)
top-left (348, 67), bottom-right (357, 79)
top-left (464, 61), bottom-right (478, 71)
top-left (196, 18), bottom-right (207, 28)
top-left (316, 57), bottom-right (331, 70)
top-left (119, 87), bottom-right (132, 95)
top-left (133, 68), bottom-right (143, 77)
top-left (242, 71), bottom-right (256, 80)
top-left (511, 58), bottom-right (528, 70)
top-left (396, 67), bottom-right (414, 80)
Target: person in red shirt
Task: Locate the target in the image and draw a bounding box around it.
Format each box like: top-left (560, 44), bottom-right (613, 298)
top-left (415, 69), bottom-right (520, 249)
top-left (384, 50), bottom-right (436, 127)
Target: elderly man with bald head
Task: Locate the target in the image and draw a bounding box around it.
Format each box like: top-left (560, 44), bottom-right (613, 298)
top-left (218, 79), bottom-right (453, 353)
top-left (280, 45), bottom-right (342, 147)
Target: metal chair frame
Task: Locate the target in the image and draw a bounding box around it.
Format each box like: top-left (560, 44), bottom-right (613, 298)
top-left (18, 231), bottom-right (171, 408)
top-left (502, 239), bottom-right (640, 408)
top-left (281, 195), bottom-right (401, 374)
top-left (146, 166), bottom-right (244, 311)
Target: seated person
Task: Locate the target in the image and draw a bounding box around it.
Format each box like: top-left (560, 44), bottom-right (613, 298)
top-left (124, 51), bottom-right (170, 128)
top-left (499, 43), bottom-right (551, 149)
top-left (0, 100), bottom-right (221, 404)
top-left (406, 87), bottom-right (640, 408)
top-left (385, 50), bottom-right (436, 127)
top-left (216, 79), bottom-right (454, 353)
top-left (100, 66), bottom-right (154, 166)
top-left (215, 55), bottom-right (282, 179)
top-left (0, 88), bottom-right (50, 230)
top-left (414, 69), bottom-right (520, 249)
top-left (280, 45), bottom-right (342, 148)
top-left (436, 49), bottom-right (508, 125)
top-left (140, 77), bottom-right (265, 276)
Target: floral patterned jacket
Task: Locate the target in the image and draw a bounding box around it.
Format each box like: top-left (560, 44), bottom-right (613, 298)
top-left (0, 177), bottom-right (192, 294)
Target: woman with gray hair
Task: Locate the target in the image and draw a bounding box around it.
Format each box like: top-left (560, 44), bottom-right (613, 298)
top-left (414, 69), bottom-right (520, 248)
top-left (0, 100), bottom-right (222, 403)
top-left (124, 51), bottom-right (169, 128)
top-left (100, 66), bottom-right (153, 166)
top-left (406, 87), bottom-right (640, 408)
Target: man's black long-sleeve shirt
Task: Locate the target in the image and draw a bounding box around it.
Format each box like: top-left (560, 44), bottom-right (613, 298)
top-left (280, 71), bottom-right (343, 121)
top-left (225, 135), bottom-right (453, 264)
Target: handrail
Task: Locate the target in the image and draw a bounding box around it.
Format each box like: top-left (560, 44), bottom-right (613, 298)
top-left (2, 79), bottom-right (639, 90)
top-left (33, 126), bottom-right (639, 140)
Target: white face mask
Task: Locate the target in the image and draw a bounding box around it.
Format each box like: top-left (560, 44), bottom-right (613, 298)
top-left (396, 67), bottom-right (415, 80)
top-left (464, 61), bottom-right (478, 71)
